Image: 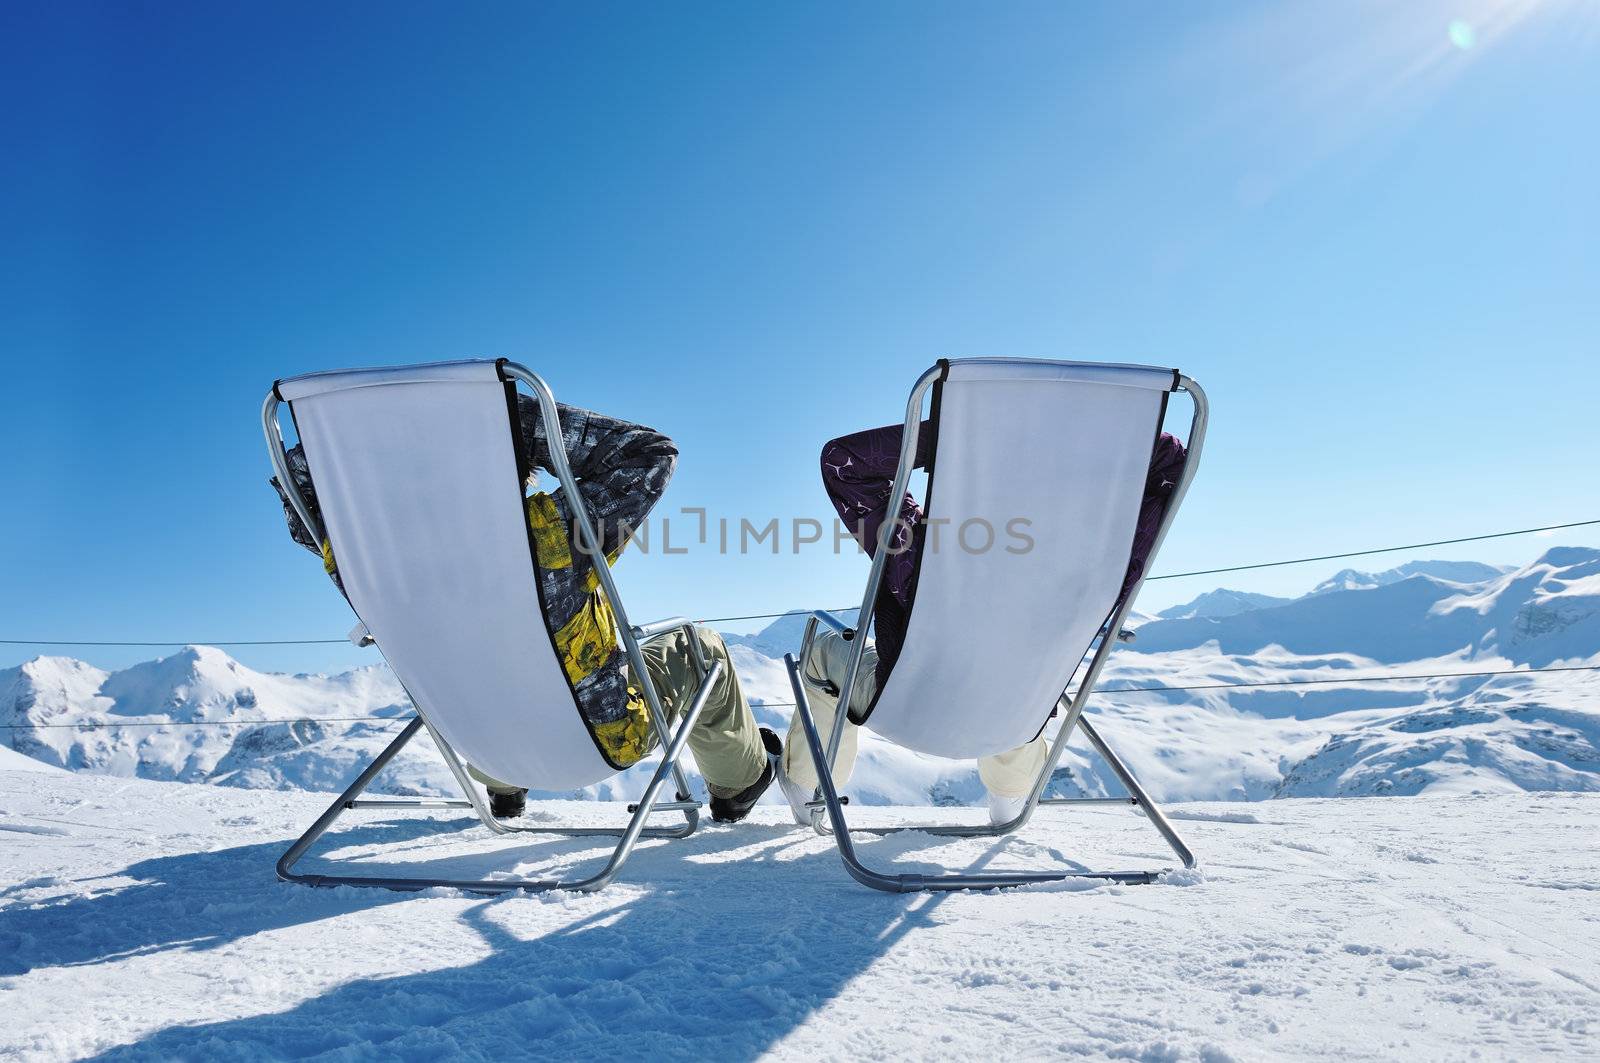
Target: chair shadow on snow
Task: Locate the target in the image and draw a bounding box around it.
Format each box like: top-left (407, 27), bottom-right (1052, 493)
top-left (0, 818), bottom-right (460, 978)
top-left (40, 809), bottom-right (1102, 1061)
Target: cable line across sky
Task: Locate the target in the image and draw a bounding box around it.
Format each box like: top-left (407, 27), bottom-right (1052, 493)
top-left (2, 517), bottom-right (1596, 647)
top-left (4, 663), bottom-right (1596, 731)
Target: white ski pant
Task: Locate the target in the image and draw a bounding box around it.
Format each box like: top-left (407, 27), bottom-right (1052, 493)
top-left (781, 629), bottom-right (1051, 799)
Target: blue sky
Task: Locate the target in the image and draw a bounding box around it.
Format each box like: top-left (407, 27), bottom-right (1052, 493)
top-left (3, 1), bottom-right (1597, 674)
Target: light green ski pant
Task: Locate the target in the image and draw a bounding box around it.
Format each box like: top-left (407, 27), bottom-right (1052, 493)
top-left (781, 629), bottom-right (1050, 799)
top-left (472, 625), bottom-right (765, 800)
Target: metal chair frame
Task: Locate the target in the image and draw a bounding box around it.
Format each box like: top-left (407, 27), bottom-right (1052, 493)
top-left (262, 362), bottom-right (713, 894)
top-left (785, 359), bottom-right (1208, 892)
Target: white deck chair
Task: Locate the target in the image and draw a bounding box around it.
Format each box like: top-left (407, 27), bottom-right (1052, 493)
top-left (262, 359), bottom-right (719, 893)
top-left (785, 357), bottom-right (1209, 892)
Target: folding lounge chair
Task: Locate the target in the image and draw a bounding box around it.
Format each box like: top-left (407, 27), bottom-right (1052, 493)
top-left (262, 359), bottom-right (718, 893)
top-left (785, 357), bottom-right (1208, 892)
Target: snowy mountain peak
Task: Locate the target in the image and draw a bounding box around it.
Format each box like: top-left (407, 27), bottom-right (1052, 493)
top-left (1157, 588), bottom-right (1293, 620)
top-left (1532, 545), bottom-right (1600, 572)
top-left (3, 548), bottom-right (1597, 804)
top-left (1135, 547), bottom-right (1600, 668)
top-left (11, 654), bottom-right (109, 686)
top-left (2, 645), bottom-right (419, 789)
top-left (1307, 559), bottom-right (1510, 597)
top-left (99, 646), bottom-right (262, 722)
top-left (3, 656), bottom-right (111, 726)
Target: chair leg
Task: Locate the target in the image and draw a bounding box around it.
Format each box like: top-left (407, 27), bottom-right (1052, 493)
top-left (783, 654), bottom-right (1190, 893)
top-left (1067, 716), bottom-right (1195, 870)
top-left (422, 711), bottom-right (699, 841)
top-left (275, 660), bottom-right (723, 895)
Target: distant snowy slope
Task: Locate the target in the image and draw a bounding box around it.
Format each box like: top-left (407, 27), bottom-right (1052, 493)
top-left (1153, 560), bottom-right (1512, 621)
top-left (1132, 548), bottom-right (1600, 665)
top-left (0, 744), bottom-right (63, 773)
top-left (1157, 588), bottom-right (1293, 619)
top-left (1, 647), bottom-right (455, 795)
top-left (1307, 559), bottom-right (1510, 596)
top-left (723, 607), bottom-right (859, 660)
top-left (4, 550), bottom-right (1597, 805)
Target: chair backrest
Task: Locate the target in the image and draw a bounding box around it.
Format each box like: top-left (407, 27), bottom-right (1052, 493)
top-left (860, 358), bottom-right (1186, 759)
top-left (273, 359), bottom-right (616, 790)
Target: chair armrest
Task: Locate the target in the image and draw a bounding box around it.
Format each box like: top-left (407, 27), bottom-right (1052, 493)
top-left (630, 616), bottom-right (712, 680)
top-left (811, 609), bottom-right (855, 640)
top-left (632, 616), bottom-right (697, 642)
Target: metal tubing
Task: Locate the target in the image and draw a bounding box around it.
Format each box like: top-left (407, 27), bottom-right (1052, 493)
top-left (797, 616), bottom-right (822, 694)
top-left (820, 363), bottom-right (945, 801)
top-left (277, 716), bottom-right (426, 884)
top-left (265, 367), bottom-right (704, 834)
top-left (261, 391), bottom-right (323, 546)
top-left (346, 798), bottom-right (475, 810)
top-left (811, 610), bottom-right (852, 636)
top-left (780, 365), bottom-right (1209, 886)
top-left (562, 659), bottom-right (722, 892)
top-left (632, 615), bottom-right (707, 682)
top-left (633, 615), bottom-right (712, 765)
top-left (1144, 376), bottom-right (1207, 574)
top-left (500, 364), bottom-right (699, 816)
top-left (274, 661), bottom-right (722, 894)
top-left (796, 609), bottom-right (852, 698)
top-left (785, 655), bottom-right (1160, 892)
top-left (683, 627), bottom-right (710, 686)
top-left (627, 800), bottom-right (699, 814)
top-left (263, 362), bottom-right (738, 891)
top-left (932, 373), bottom-right (1205, 847)
top-left (422, 688), bottom-right (697, 842)
top-left (1077, 716), bottom-right (1195, 868)
top-left (831, 371), bottom-right (1207, 847)
top-left (1039, 797), bottom-right (1140, 806)
top-left (632, 616), bottom-right (695, 642)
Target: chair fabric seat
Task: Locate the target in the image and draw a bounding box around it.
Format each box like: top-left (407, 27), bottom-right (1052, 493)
top-left (279, 359), bottom-right (616, 790)
top-left (862, 358), bottom-right (1175, 759)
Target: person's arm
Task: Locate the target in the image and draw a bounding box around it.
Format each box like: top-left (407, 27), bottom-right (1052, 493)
top-left (820, 421), bottom-right (934, 606)
top-left (513, 395), bottom-right (677, 560)
top-left (269, 445), bottom-right (342, 588)
top-left (1118, 432), bottom-right (1187, 603)
top-left (269, 445), bottom-right (322, 554)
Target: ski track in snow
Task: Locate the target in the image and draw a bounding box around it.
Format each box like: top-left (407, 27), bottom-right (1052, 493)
top-left (1, 768), bottom-right (1596, 1061)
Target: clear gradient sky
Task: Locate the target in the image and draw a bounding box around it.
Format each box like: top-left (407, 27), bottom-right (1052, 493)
top-left (3, 1), bottom-right (1597, 674)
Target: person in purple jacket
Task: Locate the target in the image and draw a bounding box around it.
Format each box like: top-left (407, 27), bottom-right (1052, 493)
top-left (778, 419), bottom-right (1187, 825)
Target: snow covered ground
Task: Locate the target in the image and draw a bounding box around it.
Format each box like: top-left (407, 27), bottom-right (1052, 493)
top-left (2, 766), bottom-right (1596, 1061)
top-left (5, 548), bottom-right (1597, 1058)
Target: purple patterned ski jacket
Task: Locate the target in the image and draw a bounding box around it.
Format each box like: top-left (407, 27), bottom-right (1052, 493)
top-left (821, 422), bottom-right (1186, 691)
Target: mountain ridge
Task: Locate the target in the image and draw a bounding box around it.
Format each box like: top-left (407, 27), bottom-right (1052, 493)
top-left (4, 548), bottom-right (1598, 803)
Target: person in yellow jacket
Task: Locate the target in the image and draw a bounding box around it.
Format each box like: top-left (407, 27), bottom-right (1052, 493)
top-left (271, 398), bottom-right (780, 822)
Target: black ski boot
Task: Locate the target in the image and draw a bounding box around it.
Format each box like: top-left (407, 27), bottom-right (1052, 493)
top-left (489, 788), bottom-right (527, 819)
top-left (709, 728), bottom-right (783, 824)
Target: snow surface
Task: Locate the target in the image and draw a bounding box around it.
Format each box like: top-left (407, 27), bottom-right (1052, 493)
top-left (1, 766), bottom-right (1596, 1060)
top-left (0, 745), bottom-right (63, 774)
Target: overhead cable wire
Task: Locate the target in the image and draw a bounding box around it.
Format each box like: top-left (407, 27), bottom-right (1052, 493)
top-left (1142, 519), bottom-right (1600, 583)
top-left (3, 518), bottom-right (1596, 646)
top-left (5, 663), bottom-right (1595, 730)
